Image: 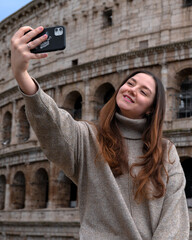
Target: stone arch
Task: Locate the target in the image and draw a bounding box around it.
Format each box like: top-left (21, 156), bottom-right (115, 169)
top-left (175, 68), bottom-right (192, 119)
top-left (63, 91), bottom-right (82, 120)
top-left (18, 105), bottom-right (30, 143)
top-left (181, 157), bottom-right (192, 208)
top-left (184, 0), bottom-right (192, 7)
top-left (94, 82), bottom-right (115, 119)
top-left (2, 111), bottom-right (12, 146)
top-left (0, 175), bottom-right (6, 210)
top-left (54, 170), bottom-right (70, 207)
top-left (69, 180), bottom-right (77, 208)
top-left (10, 171), bottom-right (25, 209)
top-left (53, 170), bottom-right (77, 208)
top-left (30, 168), bottom-right (49, 209)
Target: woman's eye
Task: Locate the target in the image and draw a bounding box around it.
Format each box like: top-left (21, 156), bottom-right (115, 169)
top-left (127, 81), bottom-right (133, 86)
top-left (141, 90), bottom-right (147, 96)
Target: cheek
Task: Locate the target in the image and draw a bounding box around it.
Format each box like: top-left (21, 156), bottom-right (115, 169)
top-left (117, 86), bottom-right (126, 97)
top-left (119, 85), bottom-right (127, 92)
top-left (116, 89), bottom-right (124, 108)
top-left (116, 87), bottom-right (123, 100)
top-left (144, 99), bottom-right (154, 111)
top-left (116, 92), bottom-right (121, 105)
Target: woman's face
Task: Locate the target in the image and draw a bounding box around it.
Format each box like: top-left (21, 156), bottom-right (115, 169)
top-left (116, 73), bottom-right (156, 119)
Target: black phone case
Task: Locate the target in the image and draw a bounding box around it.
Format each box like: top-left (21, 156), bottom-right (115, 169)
top-left (30, 26), bottom-right (66, 53)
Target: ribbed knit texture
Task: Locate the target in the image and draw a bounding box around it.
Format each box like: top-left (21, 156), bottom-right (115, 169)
top-left (21, 80), bottom-right (190, 240)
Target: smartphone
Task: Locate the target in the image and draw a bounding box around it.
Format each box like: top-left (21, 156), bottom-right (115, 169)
top-left (29, 26), bottom-right (66, 53)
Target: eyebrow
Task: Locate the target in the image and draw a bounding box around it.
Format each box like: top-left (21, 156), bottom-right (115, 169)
top-left (130, 77), bottom-right (153, 94)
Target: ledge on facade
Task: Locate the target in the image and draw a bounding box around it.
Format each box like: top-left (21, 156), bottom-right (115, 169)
top-left (39, 39), bottom-right (192, 78)
top-left (0, 142), bottom-right (45, 168)
top-left (1, 37), bottom-right (192, 100)
top-left (0, 208), bottom-right (190, 230)
top-left (0, 208), bottom-right (80, 224)
top-left (0, 140), bottom-right (39, 158)
top-left (24, 39), bottom-right (190, 94)
top-left (163, 128), bottom-right (192, 136)
top-left (163, 128), bottom-right (192, 148)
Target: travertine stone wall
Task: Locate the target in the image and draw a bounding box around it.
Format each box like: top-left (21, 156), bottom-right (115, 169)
top-left (0, 0), bottom-right (192, 239)
top-left (1, 0), bottom-right (192, 84)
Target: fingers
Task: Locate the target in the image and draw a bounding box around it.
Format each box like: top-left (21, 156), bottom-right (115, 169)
top-left (22, 26), bottom-right (48, 53)
top-left (11, 26), bottom-right (48, 77)
top-left (11, 25), bottom-right (48, 58)
top-left (30, 52), bottom-right (48, 59)
top-left (12, 26), bottom-right (33, 40)
top-left (21, 26), bottom-right (44, 44)
top-left (26, 33), bottom-right (48, 50)
top-left (11, 26), bottom-right (48, 50)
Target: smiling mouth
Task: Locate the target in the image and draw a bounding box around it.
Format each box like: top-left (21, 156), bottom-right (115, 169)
top-left (123, 95), bottom-right (134, 103)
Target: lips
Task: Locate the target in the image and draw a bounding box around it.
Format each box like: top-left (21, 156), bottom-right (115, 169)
top-left (123, 95), bottom-right (134, 103)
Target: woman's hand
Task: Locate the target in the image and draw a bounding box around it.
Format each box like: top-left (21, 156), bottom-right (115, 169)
top-left (11, 26), bottom-right (48, 95)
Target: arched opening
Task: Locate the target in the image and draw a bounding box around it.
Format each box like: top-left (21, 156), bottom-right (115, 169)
top-left (53, 171), bottom-right (77, 208)
top-left (94, 83), bottom-right (115, 119)
top-left (11, 171), bottom-right (25, 209)
top-left (181, 157), bottom-right (192, 208)
top-left (53, 171), bottom-right (71, 208)
top-left (0, 175), bottom-right (6, 210)
top-left (18, 106), bottom-right (30, 143)
top-left (184, 0), bottom-right (192, 7)
top-left (70, 181), bottom-right (77, 208)
top-left (2, 111), bottom-right (12, 146)
top-left (31, 168), bottom-right (49, 209)
top-left (176, 68), bottom-right (192, 118)
top-left (63, 91), bottom-right (82, 120)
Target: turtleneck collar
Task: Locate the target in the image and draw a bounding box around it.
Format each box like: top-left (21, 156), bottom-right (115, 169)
top-left (115, 112), bottom-right (147, 140)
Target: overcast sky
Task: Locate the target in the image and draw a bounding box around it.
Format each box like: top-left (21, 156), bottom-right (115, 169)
top-left (0, 0), bottom-right (33, 22)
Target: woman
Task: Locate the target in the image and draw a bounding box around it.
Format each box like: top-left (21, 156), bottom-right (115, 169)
top-left (11, 26), bottom-right (189, 240)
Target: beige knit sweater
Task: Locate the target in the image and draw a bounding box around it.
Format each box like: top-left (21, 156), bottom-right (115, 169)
top-left (21, 81), bottom-right (190, 240)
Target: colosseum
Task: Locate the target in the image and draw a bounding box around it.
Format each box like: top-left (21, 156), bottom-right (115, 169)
top-left (0, 0), bottom-right (192, 239)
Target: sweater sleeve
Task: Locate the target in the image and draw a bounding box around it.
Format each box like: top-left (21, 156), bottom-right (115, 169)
top-left (20, 79), bottom-right (89, 184)
top-left (152, 144), bottom-right (190, 240)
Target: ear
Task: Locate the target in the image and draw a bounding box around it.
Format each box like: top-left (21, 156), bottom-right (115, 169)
top-left (146, 104), bottom-right (154, 115)
top-left (146, 108), bottom-right (153, 116)
top-left (146, 110), bottom-right (151, 115)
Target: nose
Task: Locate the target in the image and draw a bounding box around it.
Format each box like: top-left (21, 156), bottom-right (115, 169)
top-left (128, 86), bottom-right (137, 96)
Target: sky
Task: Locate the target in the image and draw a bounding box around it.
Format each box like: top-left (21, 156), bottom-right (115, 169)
top-left (0, 0), bottom-right (33, 22)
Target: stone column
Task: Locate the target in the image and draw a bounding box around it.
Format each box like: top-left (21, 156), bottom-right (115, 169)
top-left (82, 79), bottom-right (93, 121)
top-left (10, 100), bottom-right (17, 144)
top-left (47, 161), bottom-right (54, 209)
top-left (24, 163), bottom-right (32, 209)
top-left (161, 64), bottom-right (168, 90)
top-left (161, 64), bottom-right (171, 122)
top-left (4, 165), bottom-right (10, 210)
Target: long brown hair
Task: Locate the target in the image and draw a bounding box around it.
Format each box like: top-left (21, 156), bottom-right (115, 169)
top-left (96, 70), bottom-right (167, 202)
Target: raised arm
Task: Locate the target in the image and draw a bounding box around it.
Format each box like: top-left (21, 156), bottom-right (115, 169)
top-left (10, 26), bottom-right (97, 183)
top-left (11, 26), bottom-right (48, 94)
